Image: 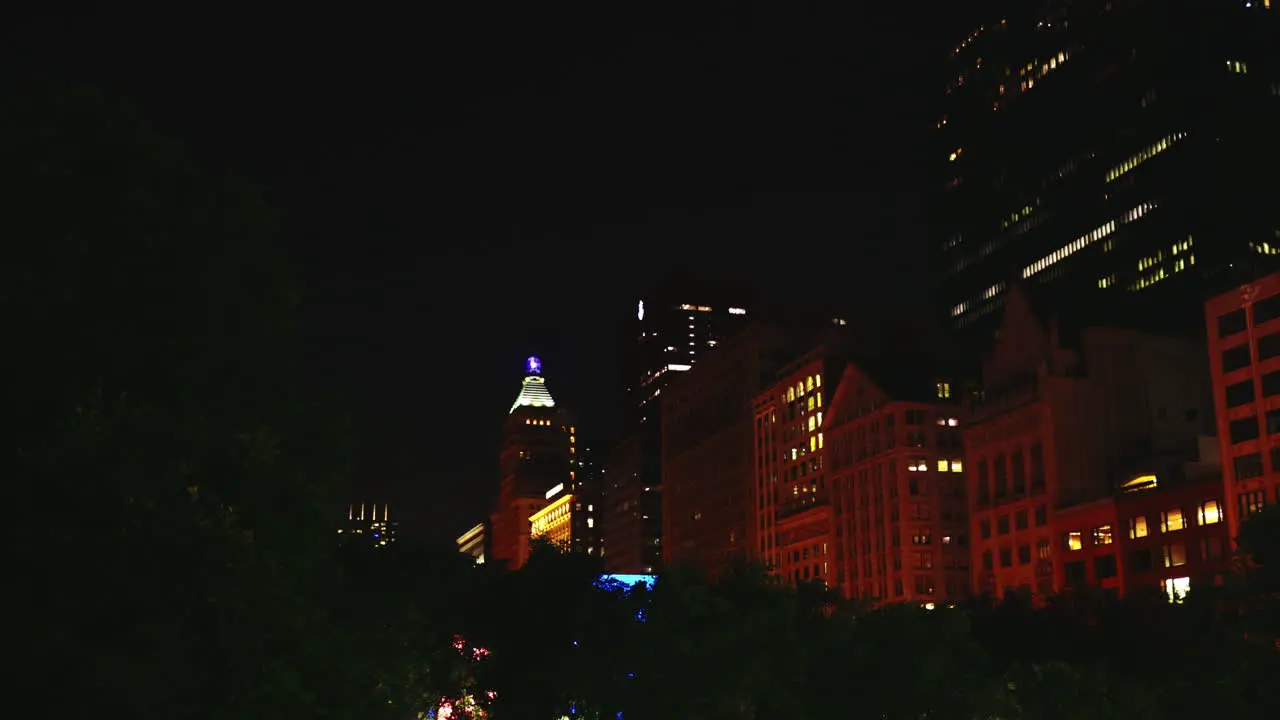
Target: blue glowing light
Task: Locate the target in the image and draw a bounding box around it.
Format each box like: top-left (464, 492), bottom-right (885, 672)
top-left (526, 356), bottom-right (542, 375)
top-left (596, 573), bottom-right (656, 589)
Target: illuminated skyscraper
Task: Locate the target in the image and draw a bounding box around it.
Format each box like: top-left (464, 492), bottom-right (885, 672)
top-left (490, 356), bottom-right (595, 569)
top-left (937, 0), bottom-right (1279, 335)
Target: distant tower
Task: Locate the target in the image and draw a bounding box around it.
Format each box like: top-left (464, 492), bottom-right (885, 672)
top-left (339, 502), bottom-right (396, 548)
top-left (491, 356), bottom-right (574, 569)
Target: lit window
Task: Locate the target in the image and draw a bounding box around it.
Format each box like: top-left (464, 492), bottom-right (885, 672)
top-left (1162, 508), bottom-right (1186, 532)
top-left (808, 416), bottom-right (817, 432)
top-left (908, 458), bottom-right (928, 472)
top-left (1163, 542), bottom-right (1187, 568)
top-left (1163, 576), bottom-right (1190, 603)
top-left (587, 518), bottom-right (594, 528)
top-left (815, 374), bottom-right (822, 387)
top-left (807, 396), bottom-right (815, 411)
top-left (806, 376), bottom-right (814, 392)
top-left (937, 459), bottom-right (949, 472)
top-left (1129, 515), bottom-right (1148, 538)
top-left (949, 459), bottom-right (963, 472)
top-left (1092, 525), bottom-right (1114, 545)
top-left (787, 387), bottom-right (795, 402)
top-left (810, 436), bottom-right (817, 452)
top-left (817, 433), bottom-right (824, 450)
top-left (1064, 531), bottom-right (1083, 551)
top-left (816, 392), bottom-right (823, 407)
top-left (1198, 500), bottom-right (1222, 525)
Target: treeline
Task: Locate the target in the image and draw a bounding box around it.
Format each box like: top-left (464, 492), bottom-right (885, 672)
top-left (7, 77), bottom-right (1279, 719)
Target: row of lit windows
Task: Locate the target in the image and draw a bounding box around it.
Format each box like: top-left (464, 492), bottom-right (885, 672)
top-left (784, 374), bottom-right (823, 403)
top-left (1061, 501), bottom-right (1221, 552)
top-left (524, 418), bottom-right (553, 426)
top-left (1132, 236), bottom-right (1195, 291)
top-left (951, 282), bottom-right (1004, 318)
top-left (906, 457), bottom-right (963, 473)
top-left (1024, 200), bottom-right (1158, 279)
top-left (1017, 49), bottom-right (1070, 93)
top-left (1024, 220), bottom-right (1117, 278)
top-left (1106, 132), bottom-right (1186, 183)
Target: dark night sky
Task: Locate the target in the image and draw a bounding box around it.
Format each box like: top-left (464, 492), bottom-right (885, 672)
top-left (8, 3), bottom-right (981, 542)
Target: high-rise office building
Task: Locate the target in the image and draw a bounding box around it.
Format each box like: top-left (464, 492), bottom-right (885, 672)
top-left (490, 356), bottom-right (575, 570)
top-left (938, 0), bottom-right (1279, 334)
top-left (630, 291), bottom-right (752, 425)
top-left (603, 282), bottom-right (751, 574)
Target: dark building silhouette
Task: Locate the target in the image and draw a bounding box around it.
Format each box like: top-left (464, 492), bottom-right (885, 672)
top-left (602, 423), bottom-right (662, 574)
top-left (662, 323), bottom-right (794, 577)
top-left (937, 0), bottom-right (1280, 335)
top-left (570, 440), bottom-right (603, 555)
top-left (339, 502), bottom-right (398, 548)
top-left (602, 280), bottom-right (751, 574)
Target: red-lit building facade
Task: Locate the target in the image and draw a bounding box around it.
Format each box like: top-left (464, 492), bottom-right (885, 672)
top-left (822, 361), bottom-right (970, 604)
top-left (663, 323), bottom-right (792, 577)
top-left (752, 348), bottom-right (838, 587)
top-left (1051, 438), bottom-right (1231, 601)
top-left (490, 356), bottom-right (574, 570)
top-left (1205, 272), bottom-right (1280, 544)
top-left (966, 286), bottom-right (1214, 601)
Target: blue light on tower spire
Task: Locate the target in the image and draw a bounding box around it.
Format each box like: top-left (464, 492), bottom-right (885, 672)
top-left (510, 355), bottom-right (556, 413)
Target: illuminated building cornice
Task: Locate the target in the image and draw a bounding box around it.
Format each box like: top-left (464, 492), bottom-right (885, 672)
top-left (509, 355), bottom-right (557, 414)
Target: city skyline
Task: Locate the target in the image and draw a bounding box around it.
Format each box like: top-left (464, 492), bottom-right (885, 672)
top-left (2, 5), bottom-right (969, 541)
top-left (10, 2), bottom-right (1280, 716)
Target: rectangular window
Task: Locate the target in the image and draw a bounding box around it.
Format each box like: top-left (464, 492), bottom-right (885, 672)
top-left (1219, 308), bottom-right (1247, 337)
top-left (1239, 490), bottom-right (1266, 518)
top-left (1063, 531), bottom-right (1083, 551)
top-left (1092, 525), bottom-right (1114, 545)
top-left (1129, 515), bottom-right (1148, 539)
top-left (1222, 344), bottom-right (1251, 372)
top-left (1164, 576), bottom-right (1190, 603)
top-left (1029, 443), bottom-right (1045, 492)
top-left (1161, 508), bottom-right (1186, 532)
top-left (1233, 453), bottom-right (1264, 480)
top-left (1255, 295), bottom-right (1280, 326)
top-left (1259, 333), bottom-right (1280, 361)
top-left (1225, 380), bottom-right (1256, 408)
top-left (1198, 500), bottom-right (1223, 525)
top-left (1200, 536), bottom-right (1224, 562)
top-left (994, 455), bottom-right (1008, 498)
top-left (1163, 543), bottom-right (1187, 568)
top-left (1229, 417), bottom-right (1260, 444)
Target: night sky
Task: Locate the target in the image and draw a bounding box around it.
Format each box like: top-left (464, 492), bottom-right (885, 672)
top-left (8, 4), bottom-right (981, 542)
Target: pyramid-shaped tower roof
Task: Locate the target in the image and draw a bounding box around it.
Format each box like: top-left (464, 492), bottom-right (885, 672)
top-left (509, 355), bottom-right (557, 414)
